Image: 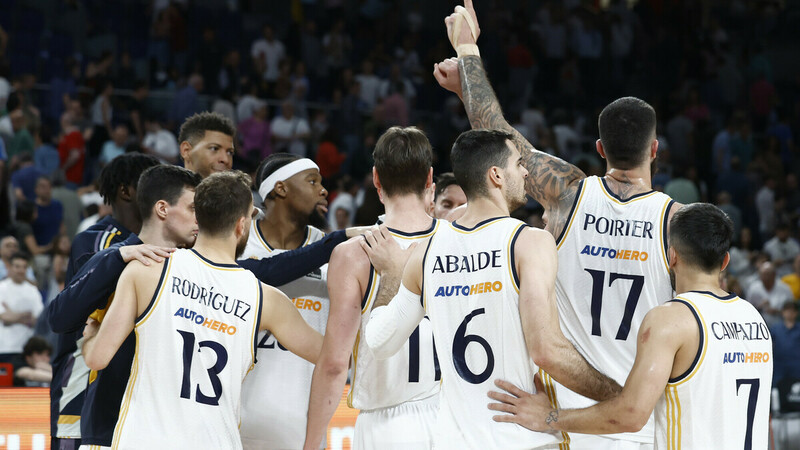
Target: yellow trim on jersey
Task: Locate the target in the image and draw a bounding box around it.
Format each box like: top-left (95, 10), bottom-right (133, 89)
top-left (246, 278), bottom-right (261, 377)
top-left (253, 218), bottom-right (274, 253)
top-left (361, 268), bottom-right (378, 314)
top-left (112, 329), bottom-right (141, 449)
top-left (103, 230), bottom-right (121, 250)
top-left (347, 330), bottom-right (361, 408)
top-left (506, 223), bottom-right (526, 294)
top-left (658, 200), bottom-right (671, 272)
top-left (189, 252), bottom-right (246, 271)
top-left (669, 297), bottom-right (708, 386)
top-left (57, 414), bottom-right (80, 424)
top-left (388, 220), bottom-right (440, 240)
top-left (448, 217), bottom-right (505, 235)
top-left (136, 257), bottom-right (174, 326)
top-left (697, 292), bottom-right (740, 303)
top-left (89, 369), bottom-right (97, 384)
top-left (665, 385), bottom-right (682, 449)
top-left (539, 369), bottom-right (570, 448)
top-left (556, 184), bottom-right (588, 251)
top-left (596, 177), bottom-right (661, 205)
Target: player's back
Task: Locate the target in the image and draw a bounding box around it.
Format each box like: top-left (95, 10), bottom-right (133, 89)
top-left (239, 223), bottom-right (328, 449)
top-left (655, 291), bottom-right (773, 449)
top-left (422, 217), bottom-right (560, 449)
top-left (349, 220), bottom-right (441, 411)
top-left (112, 249), bottom-right (262, 450)
top-left (553, 176), bottom-right (674, 441)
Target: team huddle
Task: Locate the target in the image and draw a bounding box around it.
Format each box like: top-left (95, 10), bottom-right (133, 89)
top-left (46, 2), bottom-right (772, 450)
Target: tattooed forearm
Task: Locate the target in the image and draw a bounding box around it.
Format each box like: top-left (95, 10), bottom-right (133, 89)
top-left (458, 56), bottom-right (586, 236)
top-left (545, 410), bottom-right (559, 429)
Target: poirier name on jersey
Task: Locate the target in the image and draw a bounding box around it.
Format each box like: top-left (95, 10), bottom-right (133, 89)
top-left (349, 221), bottom-right (442, 410)
top-left (112, 249), bottom-right (262, 450)
top-left (423, 217), bottom-right (565, 450)
top-left (655, 291), bottom-right (772, 449)
top-left (239, 223), bottom-right (329, 449)
top-left (552, 176), bottom-right (675, 443)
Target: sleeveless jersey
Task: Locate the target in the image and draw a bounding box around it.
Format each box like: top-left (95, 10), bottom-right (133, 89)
top-left (239, 223), bottom-right (329, 449)
top-left (655, 291), bottom-right (772, 450)
top-left (422, 217), bottom-right (562, 450)
top-left (552, 176), bottom-right (675, 443)
top-left (349, 220), bottom-right (442, 411)
top-left (111, 249), bottom-right (262, 450)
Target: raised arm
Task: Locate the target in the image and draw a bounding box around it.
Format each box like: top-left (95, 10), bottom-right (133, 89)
top-left (258, 283), bottom-right (322, 364)
top-left (489, 302), bottom-right (694, 434)
top-left (516, 227), bottom-right (621, 401)
top-left (304, 240), bottom-right (369, 450)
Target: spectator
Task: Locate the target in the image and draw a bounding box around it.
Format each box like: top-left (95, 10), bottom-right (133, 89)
top-left (315, 128), bottom-right (345, 181)
top-left (665, 106), bottom-right (694, 168)
top-left (271, 100), bottom-right (310, 157)
top-left (218, 49), bottom-right (242, 97)
top-left (716, 191), bottom-right (742, 239)
top-left (756, 177), bottom-right (777, 241)
top-left (251, 25), bottom-right (285, 84)
top-left (712, 114), bottom-right (739, 175)
top-left (782, 255), bottom-right (800, 301)
top-left (32, 176), bottom-right (64, 254)
top-left (381, 82), bottom-right (409, 127)
top-left (142, 116), bottom-right (179, 164)
top-left (322, 19), bottom-right (352, 74)
top-left (14, 336), bottom-right (52, 387)
top-left (432, 172), bottom-right (467, 220)
top-left (7, 109), bottom-right (34, 158)
top-left (237, 82), bottom-right (262, 123)
top-left (57, 111), bottom-right (86, 187)
top-left (771, 301), bottom-right (800, 386)
top-left (746, 261), bottom-right (794, 326)
top-left (0, 253), bottom-right (43, 363)
top-left (237, 101), bottom-right (272, 164)
top-left (169, 73), bottom-right (203, 127)
top-left (33, 126), bottom-right (60, 176)
top-left (212, 88), bottom-right (237, 124)
top-left (764, 223), bottom-right (800, 277)
top-left (0, 236), bottom-right (35, 281)
top-left (127, 81), bottom-right (149, 142)
top-left (99, 124), bottom-right (130, 166)
top-left (328, 175), bottom-right (358, 230)
top-left (727, 227), bottom-right (757, 279)
top-left (11, 154), bottom-right (43, 201)
top-left (87, 80), bottom-right (114, 167)
top-left (355, 60), bottom-right (382, 110)
top-left (50, 173), bottom-right (82, 239)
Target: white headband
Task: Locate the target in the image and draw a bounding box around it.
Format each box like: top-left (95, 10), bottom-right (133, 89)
top-left (258, 158), bottom-right (320, 199)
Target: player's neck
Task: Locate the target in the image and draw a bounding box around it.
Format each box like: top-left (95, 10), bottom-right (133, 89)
top-left (383, 194), bottom-right (432, 231)
top-left (456, 195), bottom-right (509, 228)
top-left (138, 222), bottom-right (180, 249)
top-left (192, 234), bottom-right (237, 264)
top-left (675, 269), bottom-right (728, 297)
top-left (604, 166), bottom-right (653, 198)
top-left (112, 204), bottom-right (143, 235)
top-left (260, 203), bottom-right (308, 250)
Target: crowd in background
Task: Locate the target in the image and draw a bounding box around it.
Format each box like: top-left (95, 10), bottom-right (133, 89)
top-left (0, 0), bottom-right (798, 394)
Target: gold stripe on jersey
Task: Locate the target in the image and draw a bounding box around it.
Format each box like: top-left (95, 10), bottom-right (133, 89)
top-left (136, 257), bottom-right (174, 326)
top-left (539, 369), bottom-right (571, 449)
top-left (555, 183), bottom-right (588, 251)
top-left (669, 297), bottom-right (709, 386)
top-left (448, 217), bottom-right (505, 235)
top-left (665, 385), bottom-right (683, 449)
top-left (246, 279), bottom-right (262, 377)
top-left (189, 252), bottom-right (246, 272)
top-left (103, 230), bottom-right (121, 250)
top-left (388, 221), bottom-right (440, 240)
top-left (112, 330), bottom-right (141, 449)
top-left (252, 219), bottom-right (274, 253)
top-left (56, 415), bottom-right (80, 424)
top-left (596, 177), bottom-right (662, 205)
top-left (506, 223), bottom-right (526, 294)
top-left (347, 330), bottom-right (362, 408)
top-left (658, 200), bottom-right (671, 271)
top-left (361, 268), bottom-right (378, 314)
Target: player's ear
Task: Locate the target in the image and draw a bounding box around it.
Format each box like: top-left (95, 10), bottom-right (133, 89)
top-left (668, 247), bottom-right (678, 269)
top-left (273, 180), bottom-right (288, 199)
top-left (425, 167), bottom-right (433, 188)
top-left (154, 199), bottom-right (169, 220)
top-left (595, 139), bottom-right (606, 159)
top-left (179, 140), bottom-right (192, 163)
top-left (720, 252), bottom-right (730, 272)
top-left (488, 166), bottom-right (502, 188)
top-left (118, 185), bottom-right (134, 202)
top-left (373, 167), bottom-right (384, 203)
top-left (650, 138), bottom-right (659, 161)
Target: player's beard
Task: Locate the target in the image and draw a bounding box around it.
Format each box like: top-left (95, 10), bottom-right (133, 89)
top-left (308, 207), bottom-right (328, 230)
top-left (669, 267), bottom-right (676, 292)
top-left (235, 233), bottom-right (248, 259)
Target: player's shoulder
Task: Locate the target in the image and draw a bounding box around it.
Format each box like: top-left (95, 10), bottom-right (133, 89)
top-left (124, 258), bottom-right (167, 279)
top-left (331, 236), bottom-right (370, 267)
top-left (642, 300), bottom-right (698, 337)
top-left (517, 225), bottom-right (555, 248)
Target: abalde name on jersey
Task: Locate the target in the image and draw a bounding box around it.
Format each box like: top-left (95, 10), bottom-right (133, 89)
top-left (169, 275), bottom-right (252, 336)
top-left (431, 249), bottom-right (504, 298)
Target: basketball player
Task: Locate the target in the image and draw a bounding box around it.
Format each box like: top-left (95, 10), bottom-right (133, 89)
top-left (432, 172), bottom-right (467, 220)
top-left (436, 3), bottom-right (681, 447)
top-left (48, 153), bottom-right (160, 450)
top-left (488, 203), bottom-right (773, 450)
top-left (304, 127), bottom-right (443, 450)
top-left (239, 154), bottom-right (332, 450)
top-left (364, 129), bottom-right (620, 449)
top-left (82, 171), bottom-right (323, 449)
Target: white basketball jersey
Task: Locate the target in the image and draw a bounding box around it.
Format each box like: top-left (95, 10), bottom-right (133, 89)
top-left (349, 220), bottom-right (442, 411)
top-left (112, 249), bottom-right (262, 450)
top-left (552, 176), bottom-right (675, 443)
top-left (655, 291), bottom-right (772, 450)
top-left (239, 222), bottom-right (329, 449)
top-left (422, 217), bottom-right (563, 450)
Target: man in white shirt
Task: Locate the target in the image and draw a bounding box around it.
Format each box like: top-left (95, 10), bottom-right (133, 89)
top-left (0, 254), bottom-right (43, 361)
top-left (747, 261), bottom-right (794, 326)
top-left (763, 223), bottom-right (800, 277)
top-left (355, 60), bottom-right (382, 110)
top-left (142, 116), bottom-right (179, 164)
top-left (251, 25), bottom-right (285, 83)
top-left (271, 100), bottom-right (310, 157)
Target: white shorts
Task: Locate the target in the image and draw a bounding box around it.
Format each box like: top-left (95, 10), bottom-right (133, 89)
top-left (565, 434), bottom-right (654, 450)
top-left (353, 394), bottom-right (439, 450)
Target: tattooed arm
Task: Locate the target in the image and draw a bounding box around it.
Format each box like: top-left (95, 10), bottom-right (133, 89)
top-left (457, 56), bottom-right (586, 237)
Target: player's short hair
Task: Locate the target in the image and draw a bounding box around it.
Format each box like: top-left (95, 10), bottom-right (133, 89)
top-left (137, 165), bottom-right (202, 221)
top-left (434, 172), bottom-right (460, 201)
top-left (194, 171), bottom-right (253, 237)
top-left (178, 111), bottom-right (236, 146)
top-left (598, 97), bottom-right (656, 170)
top-left (669, 203), bottom-right (734, 272)
top-left (450, 129), bottom-right (514, 199)
top-left (372, 126), bottom-right (432, 197)
top-left (255, 153), bottom-right (302, 199)
top-left (10, 252), bottom-right (29, 265)
top-left (23, 336), bottom-right (52, 357)
top-left (98, 153), bottom-right (161, 205)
